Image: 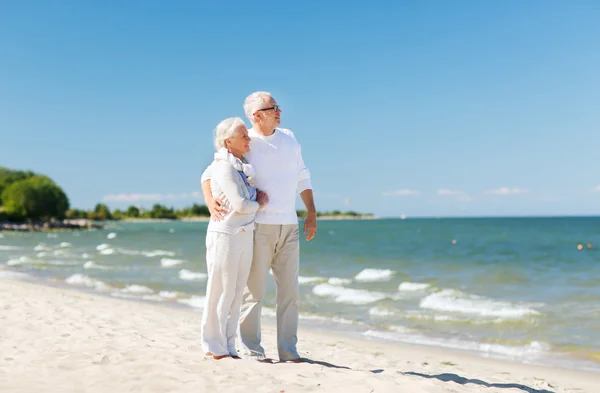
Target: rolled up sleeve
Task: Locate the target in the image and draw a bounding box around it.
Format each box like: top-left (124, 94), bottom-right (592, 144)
top-left (297, 145), bottom-right (312, 193)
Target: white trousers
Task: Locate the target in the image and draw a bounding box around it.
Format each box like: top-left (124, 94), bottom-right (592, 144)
top-left (201, 229), bottom-right (253, 356)
top-left (239, 223), bottom-right (300, 361)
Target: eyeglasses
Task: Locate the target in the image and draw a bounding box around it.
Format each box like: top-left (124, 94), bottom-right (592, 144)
top-left (256, 105), bottom-right (280, 113)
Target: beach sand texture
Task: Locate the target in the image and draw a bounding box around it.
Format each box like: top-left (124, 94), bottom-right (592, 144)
top-left (1, 279), bottom-right (597, 393)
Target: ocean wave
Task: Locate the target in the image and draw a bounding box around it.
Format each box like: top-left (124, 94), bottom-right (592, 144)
top-left (161, 258), bottom-right (185, 268)
top-left (107, 232), bottom-right (117, 239)
top-left (143, 250), bottom-right (176, 258)
top-left (298, 276), bottom-right (326, 284)
top-left (369, 306), bottom-right (396, 317)
top-left (312, 283), bottom-right (387, 305)
top-left (0, 245), bottom-right (25, 251)
top-left (34, 243), bottom-right (51, 251)
top-left (99, 248), bottom-right (115, 255)
top-left (59, 242), bottom-right (72, 248)
top-left (83, 261), bottom-right (110, 270)
top-left (178, 296), bottom-right (206, 309)
top-left (6, 256), bottom-right (33, 266)
top-left (96, 243), bottom-right (111, 251)
top-left (159, 290), bottom-right (178, 299)
top-left (121, 285), bottom-right (154, 294)
top-left (178, 269), bottom-right (207, 281)
top-left (363, 329), bottom-right (549, 360)
top-left (420, 289), bottom-right (541, 319)
top-left (354, 268), bottom-right (395, 282)
top-left (398, 282), bottom-right (431, 292)
top-left (0, 270), bottom-right (30, 279)
top-left (65, 274), bottom-right (111, 291)
top-left (328, 277), bottom-right (353, 285)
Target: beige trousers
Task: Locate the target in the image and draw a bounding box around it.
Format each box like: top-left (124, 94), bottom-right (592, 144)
top-left (239, 223), bottom-right (300, 361)
top-left (201, 230), bottom-right (253, 357)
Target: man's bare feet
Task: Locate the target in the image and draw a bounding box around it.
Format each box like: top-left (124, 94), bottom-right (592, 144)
top-left (280, 358), bottom-right (305, 364)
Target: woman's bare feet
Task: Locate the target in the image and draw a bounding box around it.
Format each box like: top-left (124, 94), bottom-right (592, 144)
top-left (204, 352), bottom-right (232, 360)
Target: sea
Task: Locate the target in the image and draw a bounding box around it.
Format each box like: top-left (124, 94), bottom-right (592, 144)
top-left (1, 217), bottom-right (599, 373)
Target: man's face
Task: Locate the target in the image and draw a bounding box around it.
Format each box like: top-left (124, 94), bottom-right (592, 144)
top-left (254, 96), bottom-right (281, 129)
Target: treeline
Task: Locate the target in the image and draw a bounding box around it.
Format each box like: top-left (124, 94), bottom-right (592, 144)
top-left (0, 167), bottom-right (69, 221)
top-left (66, 203), bottom-right (210, 221)
top-left (296, 210), bottom-right (373, 218)
top-left (1, 166), bottom-right (372, 223)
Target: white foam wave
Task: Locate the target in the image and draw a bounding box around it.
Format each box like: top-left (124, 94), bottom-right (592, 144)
top-left (363, 329), bottom-right (549, 360)
top-left (143, 250), bottom-right (176, 258)
top-left (262, 307), bottom-right (277, 317)
top-left (420, 289), bottom-right (541, 319)
top-left (398, 282), bottom-right (431, 291)
top-left (83, 261), bottom-right (110, 269)
top-left (6, 256), bottom-right (33, 266)
top-left (99, 248), bottom-right (115, 255)
top-left (161, 258), bottom-right (184, 268)
top-left (96, 243), bottom-right (110, 251)
top-left (178, 269), bottom-right (207, 281)
top-left (121, 285), bottom-right (154, 294)
top-left (65, 274), bottom-right (111, 291)
top-left (178, 296), bottom-right (206, 309)
top-left (312, 284), bottom-right (387, 305)
top-left (369, 306), bottom-right (396, 317)
top-left (298, 276), bottom-right (326, 284)
top-left (0, 245), bottom-right (24, 251)
top-left (59, 242), bottom-right (72, 248)
top-left (159, 291), bottom-right (178, 299)
top-left (81, 253), bottom-right (90, 259)
top-left (34, 243), bottom-right (51, 251)
top-left (328, 277), bottom-right (352, 285)
top-left (0, 271), bottom-right (30, 279)
top-left (107, 232), bottom-right (117, 239)
top-left (354, 268), bottom-right (395, 282)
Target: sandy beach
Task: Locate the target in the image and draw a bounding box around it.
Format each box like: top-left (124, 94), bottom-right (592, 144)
top-left (0, 278), bottom-right (597, 393)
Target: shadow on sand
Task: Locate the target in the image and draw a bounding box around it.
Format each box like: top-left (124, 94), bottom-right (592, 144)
top-left (400, 371), bottom-right (556, 393)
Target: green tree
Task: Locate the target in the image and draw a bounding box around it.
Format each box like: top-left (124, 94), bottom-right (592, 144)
top-left (66, 208), bottom-right (87, 219)
top-left (127, 205), bottom-right (140, 218)
top-left (0, 167), bottom-right (35, 205)
top-left (92, 203), bottom-right (112, 221)
top-left (150, 204), bottom-right (176, 219)
top-left (112, 209), bottom-right (123, 220)
top-left (1, 175), bottom-right (69, 221)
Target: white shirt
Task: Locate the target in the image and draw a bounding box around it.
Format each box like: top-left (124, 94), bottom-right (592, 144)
top-left (202, 127), bottom-right (312, 225)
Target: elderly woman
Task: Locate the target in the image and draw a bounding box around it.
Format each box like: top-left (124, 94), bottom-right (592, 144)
top-left (201, 117), bottom-right (268, 360)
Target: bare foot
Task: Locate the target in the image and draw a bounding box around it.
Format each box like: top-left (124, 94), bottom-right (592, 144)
top-left (205, 352), bottom-right (232, 360)
top-left (280, 358), bottom-right (305, 363)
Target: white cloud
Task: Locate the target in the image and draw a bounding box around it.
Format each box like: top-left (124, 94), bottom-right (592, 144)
top-left (436, 189), bottom-right (462, 196)
top-left (382, 189), bottom-right (420, 197)
top-left (485, 187), bottom-right (527, 196)
top-left (103, 192), bottom-right (203, 202)
top-left (594, 185), bottom-right (600, 192)
top-left (436, 189), bottom-right (474, 202)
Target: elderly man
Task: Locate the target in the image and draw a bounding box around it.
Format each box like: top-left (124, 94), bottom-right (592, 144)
top-left (201, 91), bottom-right (317, 363)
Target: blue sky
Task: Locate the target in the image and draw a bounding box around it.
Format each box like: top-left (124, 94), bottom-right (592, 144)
top-left (1, 1), bottom-right (599, 218)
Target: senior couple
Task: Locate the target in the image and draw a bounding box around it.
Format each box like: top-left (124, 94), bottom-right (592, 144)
top-left (200, 91), bottom-right (317, 363)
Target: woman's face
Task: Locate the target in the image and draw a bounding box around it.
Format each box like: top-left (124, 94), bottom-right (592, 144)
top-left (226, 125), bottom-right (251, 157)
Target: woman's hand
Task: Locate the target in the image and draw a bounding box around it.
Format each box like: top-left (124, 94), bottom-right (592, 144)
top-left (256, 190), bottom-right (269, 208)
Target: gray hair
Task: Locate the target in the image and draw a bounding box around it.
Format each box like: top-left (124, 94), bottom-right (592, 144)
top-left (243, 91), bottom-right (272, 122)
top-left (214, 117), bottom-right (246, 151)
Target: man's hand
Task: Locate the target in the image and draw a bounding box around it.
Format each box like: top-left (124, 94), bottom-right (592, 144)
top-left (256, 190), bottom-right (269, 209)
top-left (207, 196), bottom-right (228, 221)
top-left (303, 212), bottom-right (317, 241)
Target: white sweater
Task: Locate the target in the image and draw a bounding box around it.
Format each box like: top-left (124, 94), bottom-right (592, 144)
top-left (206, 160), bottom-right (259, 234)
top-left (202, 127), bottom-right (312, 225)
